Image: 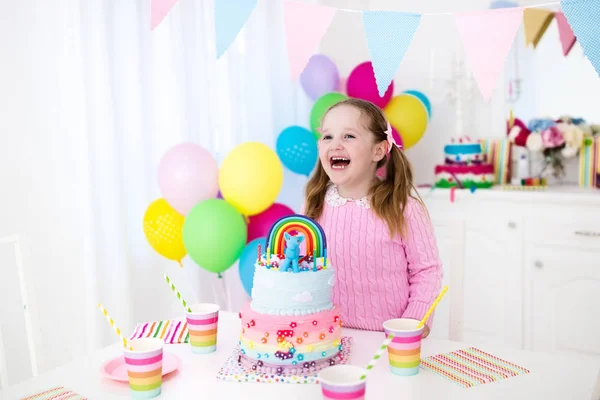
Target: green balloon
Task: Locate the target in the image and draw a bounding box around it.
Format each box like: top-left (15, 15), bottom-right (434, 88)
top-left (183, 199), bottom-right (247, 275)
top-left (310, 92), bottom-right (347, 138)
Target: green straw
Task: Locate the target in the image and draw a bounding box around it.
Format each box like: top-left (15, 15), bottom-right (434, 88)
top-left (163, 274), bottom-right (192, 313)
top-left (360, 333), bottom-right (395, 380)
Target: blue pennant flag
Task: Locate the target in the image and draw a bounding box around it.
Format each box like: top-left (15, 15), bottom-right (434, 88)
top-left (561, 0), bottom-right (600, 78)
top-left (362, 11), bottom-right (422, 97)
top-left (215, 0), bottom-right (258, 58)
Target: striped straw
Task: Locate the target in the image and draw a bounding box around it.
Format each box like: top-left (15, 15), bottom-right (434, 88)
top-left (163, 273), bottom-right (192, 312)
top-left (97, 303), bottom-right (132, 350)
top-left (417, 286), bottom-right (448, 328)
top-left (360, 333), bottom-right (395, 380)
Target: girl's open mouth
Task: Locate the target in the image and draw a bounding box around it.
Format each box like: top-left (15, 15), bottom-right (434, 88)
top-left (330, 157), bottom-right (351, 169)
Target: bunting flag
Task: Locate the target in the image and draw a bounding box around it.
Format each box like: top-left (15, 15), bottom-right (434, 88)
top-left (554, 11), bottom-right (577, 56)
top-left (455, 8), bottom-right (524, 102)
top-left (151, 0), bottom-right (178, 30)
top-left (523, 8), bottom-right (554, 48)
top-left (362, 12), bottom-right (421, 97)
top-left (215, 0), bottom-right (258, 58)
top-left (284, 2), bottom-right (337, 81)
top-left (562, 0), bottom-right (600, 78)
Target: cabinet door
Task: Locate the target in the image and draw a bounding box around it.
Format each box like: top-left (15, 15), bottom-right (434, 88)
top-left (462, 217), bottom-right (523, 349)
top-left (525, 246), bottom-right (600, 356)
top-left (427, 220), bottom-right (462, 341)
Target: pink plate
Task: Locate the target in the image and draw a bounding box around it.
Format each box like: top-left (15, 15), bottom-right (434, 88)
top-left (101, 353), bottom-right (181, 382)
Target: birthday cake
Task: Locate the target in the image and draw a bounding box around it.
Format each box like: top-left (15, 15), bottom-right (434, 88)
top-left (237, 215), bottom-right (343, 376)
top-left (434, 137), bottom-right (494, 189)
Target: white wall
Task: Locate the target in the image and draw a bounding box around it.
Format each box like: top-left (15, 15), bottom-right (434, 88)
top-left (0, 1), bottom-right (88, 382)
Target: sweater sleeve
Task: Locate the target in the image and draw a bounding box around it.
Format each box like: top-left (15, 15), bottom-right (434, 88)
top-left (400, 198), bottom-right (444, 331)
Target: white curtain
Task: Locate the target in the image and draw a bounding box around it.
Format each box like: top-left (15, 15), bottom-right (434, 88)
top-left (0, 0), bottom-right (311, 374)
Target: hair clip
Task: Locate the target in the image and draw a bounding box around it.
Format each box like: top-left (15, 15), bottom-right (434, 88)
top-left (385, 121), bottom-right (401, 153)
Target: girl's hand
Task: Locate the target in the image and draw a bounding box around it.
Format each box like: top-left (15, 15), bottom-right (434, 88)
top-left (422, 326), bottom-right (430, 338)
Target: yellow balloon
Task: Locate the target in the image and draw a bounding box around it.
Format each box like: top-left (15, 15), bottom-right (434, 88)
top-left (384, 94), bottom-right (429, 149)
top-left (143, 198), bottom-right (186, 266)
top-left (219, 142), bottom-right (283, 216)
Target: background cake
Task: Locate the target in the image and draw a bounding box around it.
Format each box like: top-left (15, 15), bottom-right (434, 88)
top-left (434, 136), bottom-right (494, 189)
top-left (237, 215), bottom-right (343, 375)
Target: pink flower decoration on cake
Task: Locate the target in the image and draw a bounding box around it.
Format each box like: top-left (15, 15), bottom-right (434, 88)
top-left (312, 320), bottom-right (318, 326)
top-left (290, 322), bottom-right (297, 328)
top-left (541, 126), bottom-right (565, 148)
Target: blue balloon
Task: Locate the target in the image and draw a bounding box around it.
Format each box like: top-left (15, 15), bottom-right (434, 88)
top-left (403, 90), bottom-right (432, 120)
top-left (238, 237), bottom-right (266, 297)
top-left (276, 126), bottom-right (318, 176)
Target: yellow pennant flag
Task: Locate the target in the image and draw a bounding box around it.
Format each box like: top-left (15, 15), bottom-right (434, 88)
top-left (523, 8), bottom-right (554, 48)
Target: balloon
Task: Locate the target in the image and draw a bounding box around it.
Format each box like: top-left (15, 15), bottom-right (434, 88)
top-left (143, 198), bottom-right (187, 265)
top-left (310, 92), bottom-right (348, 137)
top-left (300, 54), bottom-right (340, 101)
top-left (216, 190), bottom-right (223, 199)
top-left (391, 126), bottom-right (404, 149)
top-left (238, 237), bottom-right (265, 297)
top-left (276, 126), bottom-right (318, 176)
top-left (384, 94), bottom-right (428, 149)
top-left (247, 203), bottom-right (294, 243)
top-left (158, 142), bottom-right (218, 215)
top-left (346, 61), bottom-right (394, 109)
top-left (219, 142), bottom-right (283, 216)
top-left (403, 90), bottom-right (432, 120)
top-left (183, 199), bottom-right (247, 275)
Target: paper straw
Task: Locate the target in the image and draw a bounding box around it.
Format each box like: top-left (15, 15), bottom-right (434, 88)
top-left (163, 274), bottom-right (193, 312)
top-left (97, 303), bottom-right (132, 350)
top-left (417, 286), bottom-right (448, 328)
top-left (360, 333), bottom-right (395, 380)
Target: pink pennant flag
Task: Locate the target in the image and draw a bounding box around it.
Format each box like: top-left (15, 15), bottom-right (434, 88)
top-left (151, 0), bottom-right (178, 30)
top-left (455, 8), bottom-right (523, 102)
top-left (555, 11), bottom-right (577, 56)
top-left (284, 1), bottom-right (337, 82)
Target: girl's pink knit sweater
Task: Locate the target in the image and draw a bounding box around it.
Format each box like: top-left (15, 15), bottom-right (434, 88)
top-left (305, 185), bottom-right (443, 331)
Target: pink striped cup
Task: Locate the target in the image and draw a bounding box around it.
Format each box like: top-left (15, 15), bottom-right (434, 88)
top-left (318, 365), bottom-right (367, 400)
top-left (185, 303), bottom-right (220, 354)
top-left (123, 338), bottom-right (164, 399)
top-left (382, 318), bottom-right (424, 376)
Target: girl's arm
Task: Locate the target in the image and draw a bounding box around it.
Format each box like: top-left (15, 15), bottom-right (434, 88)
top-left (400, 198), bottom-right (444, 332)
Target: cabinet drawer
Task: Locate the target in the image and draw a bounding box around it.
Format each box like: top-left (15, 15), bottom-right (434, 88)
top-left (526, 214), bottom-right (600, 248)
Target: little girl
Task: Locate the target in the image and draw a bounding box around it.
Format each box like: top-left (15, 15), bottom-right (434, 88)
top-left (302, 98), bottom-right (443, 337)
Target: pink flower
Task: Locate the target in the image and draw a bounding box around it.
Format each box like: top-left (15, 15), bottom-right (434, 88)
top-left (540, 126), bottom-right (565, 149)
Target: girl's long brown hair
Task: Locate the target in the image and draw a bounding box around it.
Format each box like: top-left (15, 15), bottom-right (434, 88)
top-left (304, 98), bottom-right (423, 238)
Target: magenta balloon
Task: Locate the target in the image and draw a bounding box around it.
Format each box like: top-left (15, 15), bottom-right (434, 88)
top-left (346, 61), bottom-right (394, 109)
top-left (391, 126), bottom-right (404, 149)
top-left (246, 203), bottom-right (295, 243)
top-left (300, 54), bottom-right (340, 101)
top-left (157, 143), bottom-right (219, 215)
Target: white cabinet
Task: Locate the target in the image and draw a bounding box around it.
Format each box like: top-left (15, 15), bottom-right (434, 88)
top-left (461, 215), bottom-right (523, 350)
top-left (524, 214), bottom-right (600, 356)
top-left (421, 187), bottom-right (600, 357)
top-left (427, 218), bottom-right (463, 342)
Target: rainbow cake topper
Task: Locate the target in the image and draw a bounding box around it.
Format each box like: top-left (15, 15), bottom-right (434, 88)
top-left (266, 214), bottom-right (327, 258)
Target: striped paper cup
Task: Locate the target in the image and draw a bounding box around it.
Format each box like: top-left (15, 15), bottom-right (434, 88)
top-left (185, 303), bottom-right (219, 354)
top-left (318, 365), bottom-right (367, 400)
top-left (123, 338), bottom-right (164, 399)
top-left (383, 318), bottom-right (424, 376)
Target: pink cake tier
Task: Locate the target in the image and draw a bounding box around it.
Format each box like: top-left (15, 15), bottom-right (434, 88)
top-left (237, 302), bottom-right (343, 375)
top-left (434, 164), bottom-right (494, 189)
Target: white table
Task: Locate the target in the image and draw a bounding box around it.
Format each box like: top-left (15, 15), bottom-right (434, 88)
top-left (3, 311), bottom-right (600, 399)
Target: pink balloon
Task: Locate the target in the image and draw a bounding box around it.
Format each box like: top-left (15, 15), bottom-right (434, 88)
top-left (158, 143), bottom-right (219, 215)
top-left (391, 126), bottom-right (404, 149)
top-left (246, 203), bottom-right (294, 243)
top-left (347, 61), bottom-right (394, 109)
